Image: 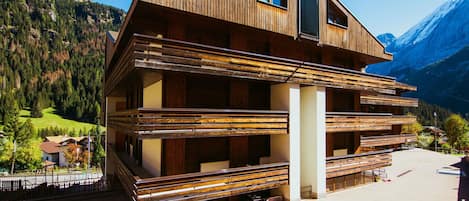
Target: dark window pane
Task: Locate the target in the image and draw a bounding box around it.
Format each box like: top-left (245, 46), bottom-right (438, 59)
top-left (273, 0), bottom-right (287, 7)
top-left (300, 0), bottom-right (319, 37)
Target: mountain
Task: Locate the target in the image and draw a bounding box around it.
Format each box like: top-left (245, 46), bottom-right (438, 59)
top-left (0, 0), bottom-right (124, 123)
top-left (403, 45), bottom-right (469, 114)
top-left (376, 33), bottom-right (396, 47)
top-left (368, 0), bottom-right (469, 77)
top-left (366, 0), bottom-right (469, 115)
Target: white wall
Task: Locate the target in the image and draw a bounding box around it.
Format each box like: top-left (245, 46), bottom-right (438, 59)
top-left (270, 83), bottom-right (301, 201)
top-left (59, 151), bottom-right (68, 167)
top-left (300, 86), bottom-right (326, 199)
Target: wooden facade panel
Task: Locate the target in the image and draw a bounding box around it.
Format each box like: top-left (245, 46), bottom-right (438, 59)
top-left (104, 34), bottom-right (415, 96)
top-left (319, 0), bottom-right (392, 60)
top-left (108, 108), bottom-right (289, 138)
top-left (142, 0), bottom-right (297, 37)
top-left (134, 162), bottom-right (289, 201)
top-left (361, 94), bottom-right (419, 107)
top-left (109, 146), bottom-right (288, 201)
top-left (326, 150), bottom-right (392, 178)
top-left (360, 134), bottom-right (417, 147)
top-left (326, 112), bottom-right (417, 133)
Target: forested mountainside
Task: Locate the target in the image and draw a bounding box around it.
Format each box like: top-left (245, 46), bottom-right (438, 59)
top-left (0, 0), bottom-right (124, 123)
top-left (402, 45), bottom-right (469, 114)
top-left (404, 101), bottom-right (454, 127)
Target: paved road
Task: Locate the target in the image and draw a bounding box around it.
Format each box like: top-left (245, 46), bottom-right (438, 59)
top-left (319, 149), bottom-right (463, 201)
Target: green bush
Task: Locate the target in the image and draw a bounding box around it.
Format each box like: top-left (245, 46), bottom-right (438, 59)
top-left (441, 143), bottom-right (452, 153)
top-left (417, 135), bottom-right (434, 148)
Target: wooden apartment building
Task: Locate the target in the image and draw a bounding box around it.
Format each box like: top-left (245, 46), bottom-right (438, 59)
top-left (103, 0), bottom-right (418, 200)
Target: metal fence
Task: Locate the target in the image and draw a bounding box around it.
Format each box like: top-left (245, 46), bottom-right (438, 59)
top-left (0, 170), bottom-right (107, 201)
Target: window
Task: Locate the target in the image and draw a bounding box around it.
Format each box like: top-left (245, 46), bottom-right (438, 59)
top-left (258, 0), bottom-right (287, 9)
top-left (327, 0), bottom-right (348, 28)
top-left (300, 0), bottom-right (319, 39)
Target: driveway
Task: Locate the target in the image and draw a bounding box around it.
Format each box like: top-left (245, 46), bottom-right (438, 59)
top-left (320, 148), bottom-right (464, 201)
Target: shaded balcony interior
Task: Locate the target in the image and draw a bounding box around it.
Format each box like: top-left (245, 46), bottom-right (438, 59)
top-left (106, 72), bottom-right (292, 200)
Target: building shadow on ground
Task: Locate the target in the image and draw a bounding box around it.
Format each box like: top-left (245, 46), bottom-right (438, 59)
top-left (452, 157), bottom-right (469, 201)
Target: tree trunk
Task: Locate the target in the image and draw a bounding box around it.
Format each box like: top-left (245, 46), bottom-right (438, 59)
top-left (10, 140), bottom-right (16, 175)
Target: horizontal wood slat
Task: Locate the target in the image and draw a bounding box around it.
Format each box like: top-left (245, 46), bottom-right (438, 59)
top-left (361, 134), bottom-right (417, 147)
top-left (104, 34), bottom-right (416, 95)
top-left (108, 108), bottom-right (289, 138)
top-left (108, 148), bottom-right (289, 201)
top-left (326, 149), bottom-right (392, 178)
top-left (134, 162), bottom-right (289, 201)
top-left (361, 94), bottom-right (418, 107)
top-left (326, 112), bottom-right (417, 133)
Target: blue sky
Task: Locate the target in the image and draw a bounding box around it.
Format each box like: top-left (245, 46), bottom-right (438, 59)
top-left (93, 0), bottom-right (446, 37)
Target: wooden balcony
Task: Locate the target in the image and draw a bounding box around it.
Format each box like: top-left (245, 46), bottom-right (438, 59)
top-left (326, 149), bottom-right (392, 178)
top-left (326, 112), bottom-right (417, 133)
top-left (109, 148), bottom-right (289, 201)
top-left (361, 94), bottom-right (418, 107)
top-left (135, 163), bottom-right (289, 201)
top-left (104, 34), bottom-right (416, 95)
top-left (361, 134), bottom-right (417, 147)
top-left (107, 108), bottom-right (289, 138)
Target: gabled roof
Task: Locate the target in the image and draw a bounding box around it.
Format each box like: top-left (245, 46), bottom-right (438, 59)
top-left (40, 141), bottom-right (61, 154)
top-left (45, 136), bottom-right (88, 144)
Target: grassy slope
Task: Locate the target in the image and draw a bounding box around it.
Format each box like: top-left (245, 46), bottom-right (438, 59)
top-left (18, 107), bottom-right (96, 131)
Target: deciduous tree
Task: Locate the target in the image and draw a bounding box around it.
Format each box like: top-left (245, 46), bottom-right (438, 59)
top-left (444, 114), bottom-right (469, 150)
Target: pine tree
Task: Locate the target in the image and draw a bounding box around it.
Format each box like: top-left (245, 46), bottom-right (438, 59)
top-left (31, 95), bottom-right (43, 118)
top-left (91, 124), bottom-right (105, 167)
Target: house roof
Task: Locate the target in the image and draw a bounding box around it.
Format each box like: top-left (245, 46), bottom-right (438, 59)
top-left (423, 126), bottom-right (445, 134)
top-left (42, 160), bottom-right (56, 167)
top-left (40, 141), bottom-right (61, 154)
top-left (45, 136), bottom-right (87, 144)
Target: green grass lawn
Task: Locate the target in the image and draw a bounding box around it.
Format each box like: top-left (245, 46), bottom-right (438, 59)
top-left (18, 107), bottom-right (97, 131)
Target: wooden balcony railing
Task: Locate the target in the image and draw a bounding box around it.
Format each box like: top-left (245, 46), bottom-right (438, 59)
top-left (104, 33), bottom-right (416, 95)
top-left (109, 147), bottom-right (289, 201)
top-left (361, 94), bottom-right (418, 107)
top-left (134, 162), bottom-right (289, 201)
top-left (326, 112), bottom-right (417, 133)
top-left (107, 147), bottom-right (139, 199)
top-left (360, 134), bottom-right (417, 147)
top-left (326, 149), bottom-right (392, 178)
top-left (107, 108), bottom-right (289, 138)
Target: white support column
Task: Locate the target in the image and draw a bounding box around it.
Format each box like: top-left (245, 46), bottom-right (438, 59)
top-left (270, 83), bottom-right (301, 201)
top-left (300, 86), bottom-right (326, 199)
top-left (142, 79), bottom-right (163, 177)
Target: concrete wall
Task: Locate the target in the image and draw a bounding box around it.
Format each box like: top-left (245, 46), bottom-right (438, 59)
top-left (270, 83), bottom-right (301, 201)
top-left (300, 86), bottom-right (326, 199)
